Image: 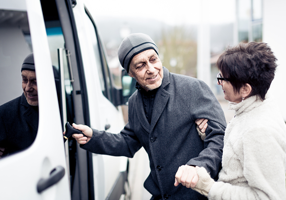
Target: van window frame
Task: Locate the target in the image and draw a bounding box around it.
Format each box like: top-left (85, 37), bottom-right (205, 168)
top-left (84, 8), bottom-right (114, 103)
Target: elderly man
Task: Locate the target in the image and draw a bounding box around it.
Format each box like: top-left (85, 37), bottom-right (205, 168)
top-left (0, 54), bottom-right (61, 158)
top-left (72, 33), bottom-right (226, 200)
top-left (0, 54), bottom-right (39, 157)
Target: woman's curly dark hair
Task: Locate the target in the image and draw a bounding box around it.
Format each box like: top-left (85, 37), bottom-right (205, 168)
top-left (217, 42), bottom-right (277, 100)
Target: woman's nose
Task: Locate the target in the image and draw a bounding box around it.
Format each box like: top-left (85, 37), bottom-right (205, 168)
top-left (217, 80), bottom-right (223, 86)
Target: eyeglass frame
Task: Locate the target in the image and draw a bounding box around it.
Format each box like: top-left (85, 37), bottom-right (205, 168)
top-left (217, 73), bottom-right (231, 84)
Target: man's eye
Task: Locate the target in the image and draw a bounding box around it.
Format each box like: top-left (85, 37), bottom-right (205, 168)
top-left (151, 57), bottom-right (157, 62)
top-left (136, 64), bottom-right (144, 69)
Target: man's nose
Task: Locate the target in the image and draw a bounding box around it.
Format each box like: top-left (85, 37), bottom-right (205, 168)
top-left (147, 63), bottom-right (156, 73)
top-left (26, 82), bottom-right (33, 91)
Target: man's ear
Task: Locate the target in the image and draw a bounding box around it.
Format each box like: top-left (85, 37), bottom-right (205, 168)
top-left (128, 70), bottom-right (134, 78)
top-left (240, 83), bottom-right (252, 98)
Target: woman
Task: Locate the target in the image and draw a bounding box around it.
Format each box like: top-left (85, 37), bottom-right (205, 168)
top-left (192, 42), bottom-right (286, 199)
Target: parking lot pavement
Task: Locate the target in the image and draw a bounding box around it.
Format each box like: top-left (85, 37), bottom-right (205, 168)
top-left (128, 148), bottom-right (151, 200)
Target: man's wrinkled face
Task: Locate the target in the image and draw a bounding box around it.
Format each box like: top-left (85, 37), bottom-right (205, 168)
top-left (129, 49), bottom-right (163, 91)
top-left (22, 70), bottom-right (38, 106)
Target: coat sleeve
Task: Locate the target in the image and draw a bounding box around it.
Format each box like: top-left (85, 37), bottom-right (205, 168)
top-left (80, 122), bottom-right (142, 158)
top-left (80, 98), bottom-right (142, 158)
top-left (0, 106), bottom-right (8, 147)
top-left (186, 80), bottom-right (226, 179)
top-left (208, 127), bottom-right (286, 200)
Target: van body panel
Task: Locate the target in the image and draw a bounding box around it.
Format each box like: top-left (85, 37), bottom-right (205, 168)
top-left (0, 0), bottom-right (70, 199)
top-left (71, 1), bottom-right (128, 198)
top-left (0, 0), bottom-right (130, 199)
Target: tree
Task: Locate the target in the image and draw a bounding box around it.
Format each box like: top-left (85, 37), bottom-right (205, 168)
top-left (157, 26), bottom-right (197, 77)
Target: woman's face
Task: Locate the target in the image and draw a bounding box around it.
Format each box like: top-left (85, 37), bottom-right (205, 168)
top-left (218, 72), bottom-right (242, 103)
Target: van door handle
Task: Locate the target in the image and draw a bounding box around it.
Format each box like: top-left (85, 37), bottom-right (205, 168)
top-left (105, 124), bottom-right (111, 130)
top-left (37, 166), bottom-right (65, 193)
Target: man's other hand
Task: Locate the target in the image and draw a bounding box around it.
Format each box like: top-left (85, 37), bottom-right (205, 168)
top-left (174, 165), bottom-right (198, 188)
top-left (72, 123), bottom-right (93, 145)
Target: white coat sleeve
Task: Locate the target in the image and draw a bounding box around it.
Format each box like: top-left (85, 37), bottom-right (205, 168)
top-left (208, 127), bottom-right (286, 200)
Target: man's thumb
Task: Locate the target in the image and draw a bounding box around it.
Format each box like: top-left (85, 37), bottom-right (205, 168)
top-left (72, 123), bottom-right (78, 128)
top-left (72, 123), bottom-right (83, 131)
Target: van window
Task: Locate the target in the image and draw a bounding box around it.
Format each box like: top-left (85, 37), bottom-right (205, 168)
top-left (0, 9), bottom-right (38, 158)
top-left (84, 11), bottom-right (108, 98)
top-left (99, 39), bottom-right (114, 103)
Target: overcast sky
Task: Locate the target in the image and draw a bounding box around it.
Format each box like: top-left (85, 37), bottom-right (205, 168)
top-left (87, 0), bottom-right (235, 25)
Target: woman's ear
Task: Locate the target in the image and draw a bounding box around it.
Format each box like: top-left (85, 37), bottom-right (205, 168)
top-left (240, 83), bottom-right (252, 98)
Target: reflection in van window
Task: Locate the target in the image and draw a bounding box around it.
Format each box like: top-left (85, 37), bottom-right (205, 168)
top-left (0, 53), bottom-right (39, 158)
top-left (0, 10), bottom-right (39, 158)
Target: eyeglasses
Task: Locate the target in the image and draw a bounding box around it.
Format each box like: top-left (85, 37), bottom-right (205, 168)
top-left (217, 73), bottom-right (230, 84)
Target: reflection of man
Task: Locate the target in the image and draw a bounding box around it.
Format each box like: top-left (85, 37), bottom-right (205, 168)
top-left (0, 54), bottom-right (39, 157)
top-left (72, 33), bottom-right (226, 199)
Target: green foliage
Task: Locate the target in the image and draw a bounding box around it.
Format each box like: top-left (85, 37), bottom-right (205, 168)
top-left (157, 26), bottom-right (197, 77)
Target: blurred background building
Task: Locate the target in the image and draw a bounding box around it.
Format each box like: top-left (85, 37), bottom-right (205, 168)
top-left (84, 0), bottom-right (286, 199)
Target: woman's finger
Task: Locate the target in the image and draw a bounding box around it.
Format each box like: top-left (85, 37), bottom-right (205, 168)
top-left (199, 119), bottom-right (208, 129)
top-left (201, 122), bottom-right (208, 133)
top-left (195, 119), bottom-right (203, 125)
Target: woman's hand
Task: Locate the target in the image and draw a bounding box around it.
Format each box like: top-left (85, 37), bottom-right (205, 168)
top-left (191, 166), bottom-right (215, 197)
top-left (195, 119), bottom-right (208, 133)
top-left (195, 119), bottom-right (208, 140)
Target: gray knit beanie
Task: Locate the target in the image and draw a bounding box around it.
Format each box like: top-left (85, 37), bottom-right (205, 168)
top-left (118, 33), bottom-right (159, 73)
top-left (21, 53), bottom-right (35, 72)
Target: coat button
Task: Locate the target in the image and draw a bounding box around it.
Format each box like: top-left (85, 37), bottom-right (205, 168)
top-left (156, 165), bottom-right (163, 171)
top-left (150, 137), bottom-right (157, 142)
top-left (164, 194), bottom-right (171, 199)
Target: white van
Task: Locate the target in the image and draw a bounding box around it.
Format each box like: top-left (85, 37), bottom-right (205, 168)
top-left (0, 0), bottom-right (134, 199)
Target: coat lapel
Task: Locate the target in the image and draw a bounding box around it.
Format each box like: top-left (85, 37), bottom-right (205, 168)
top-left (135, 91), bottom-right (151, 133)
top-left (150, 67), bottom-right (170, 133)
top-left (135, 67), bottom-right (171, 134)
top-left (150, 89), bottom-right (169, 133)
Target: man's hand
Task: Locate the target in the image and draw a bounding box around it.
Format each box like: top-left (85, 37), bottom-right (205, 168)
top-left (195, 119), bottom-right (208, 133)
top-left (72, 123), bottom-right (93, 145)
top-left (174, 165), bottom-right (198, 188)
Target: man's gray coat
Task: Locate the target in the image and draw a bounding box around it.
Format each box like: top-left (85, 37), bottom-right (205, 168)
top-left (82, 67), bottom-right (226, 200)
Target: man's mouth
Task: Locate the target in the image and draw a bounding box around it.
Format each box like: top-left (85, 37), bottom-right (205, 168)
top-left (27, 93), bottom-right (37, 99)
top-left (146, 74), bottom-right (158, 81)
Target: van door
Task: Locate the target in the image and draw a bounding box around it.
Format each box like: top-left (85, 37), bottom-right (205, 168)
top-left (0, 0), bottom-right (70, 199)
top-left (68, 1), bottom-right (129, 199)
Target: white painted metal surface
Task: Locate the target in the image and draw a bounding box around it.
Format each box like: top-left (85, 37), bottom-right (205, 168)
top-left (0, 0), bottom-right (70, 199)
top-left (263, 0), bottom-right (286, 121)
top-left (72, 1), bottom-right (127, 198)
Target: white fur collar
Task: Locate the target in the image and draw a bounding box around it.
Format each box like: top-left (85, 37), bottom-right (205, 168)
top-left (228, 95), bottom-right (263, 117)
